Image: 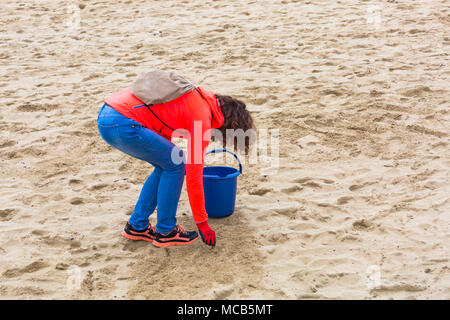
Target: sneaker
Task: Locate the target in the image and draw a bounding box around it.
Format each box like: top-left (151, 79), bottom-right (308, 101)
top-left (152, 224), bottom-right (199, 248)
top-left (121, 222), bottom-right (156, 242)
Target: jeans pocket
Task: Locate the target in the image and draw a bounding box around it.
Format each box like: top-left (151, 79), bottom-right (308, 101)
top-left (97, 114), bottom-right (127, 127)
top-left (117, 123), bottom-right (143, 141)
top-left (97, 121), bottom-right (119, 128)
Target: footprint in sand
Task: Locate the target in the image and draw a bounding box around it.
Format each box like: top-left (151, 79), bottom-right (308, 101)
top-left (371, 283), bottom-right (426, 293)
top-left (212, 285), bottom-right (235, 300)
top-left (352, 219), bottom-right (372, 230)
top-left (39, 235), bottom-right (71, 247)
top-left (303, 181), bottom-right (322, 188)
top-left (55, 263), bottom-right (70, 271)
top-left (2, 260), bottom-right (50, 278)
top-left (70, 197), bottom-right (84, 205)
top-left (289, 222), bottom-right (318, 231)
top-left (431, 141), bottom-right (448, 151)
top-left (401, 85), bottom-right (431, 97)
top-left (0, 208), bottom-right (17, 221)
top-left (68, 179), bottom-right (83, 185)
top-left (16, 103), bottom-right (58, 112)
top-left (337, 196), bottom-right (353, 205)
top-left (122, 241), bottom-right (148, 252)
top-left (280, 185), bottom-right (303, 194)
top-left (293, 177), bottom-right (313, 183)
top-left (292, 177), bottom-right (322, 189)
top-left (349, 184), bottom-right (365, 191)
top-left (274, 207), bottom-right (299, 219)
top-left (81, 73), bottom-right (103, 82)
top-left (88, 183), bottom-right (109, 191)
top-left (31, 229), bottom-right (48, 236)
top-left (268, 233), bottom-right (290, 244)
top-left (248, 187), bottom-right (272, 196)
top-left (0, 140), bottom-right (17, 148)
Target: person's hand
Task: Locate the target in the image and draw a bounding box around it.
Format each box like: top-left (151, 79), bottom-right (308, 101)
top-left (196, 221), bottom-right (216, 247)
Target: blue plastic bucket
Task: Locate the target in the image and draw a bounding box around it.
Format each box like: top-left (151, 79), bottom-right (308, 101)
top-left (203, 148), bottom-right (242, 218)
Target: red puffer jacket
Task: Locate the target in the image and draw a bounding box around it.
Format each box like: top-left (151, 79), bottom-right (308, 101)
top-left (104, 87), bottom-right (224, 223)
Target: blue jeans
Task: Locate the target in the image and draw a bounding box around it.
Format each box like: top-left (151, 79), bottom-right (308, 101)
top-left (97, 104), bottom-right (185, 233)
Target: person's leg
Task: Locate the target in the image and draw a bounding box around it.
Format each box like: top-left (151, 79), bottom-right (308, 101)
top-left (128, 166), bottom-right (162, 230)
top-left (153, 147), bottom-right (185, 233)
top-left (97, 104), bottom-right (186, 234)
top-left (117, 126), bottom-right (185, 234)
top-left (97, 105), bottom-right (162, 231)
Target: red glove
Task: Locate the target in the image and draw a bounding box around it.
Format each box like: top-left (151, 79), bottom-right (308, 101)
top-left (196, 221), bottom-right (216, 247)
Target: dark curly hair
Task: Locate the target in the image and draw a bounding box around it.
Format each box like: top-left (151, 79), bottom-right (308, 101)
top-left (214, 94), bottom-right (256, 154)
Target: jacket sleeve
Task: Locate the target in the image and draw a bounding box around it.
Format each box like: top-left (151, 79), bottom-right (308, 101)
top-left (185, 106), bottom-right (212, 224)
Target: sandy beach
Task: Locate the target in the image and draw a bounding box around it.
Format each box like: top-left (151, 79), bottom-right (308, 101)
top-left (0, 0), bottom-right (449, 299)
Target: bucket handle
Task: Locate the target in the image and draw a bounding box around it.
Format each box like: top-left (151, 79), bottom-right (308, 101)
top-left (205, 148), bottom-right (242, 174)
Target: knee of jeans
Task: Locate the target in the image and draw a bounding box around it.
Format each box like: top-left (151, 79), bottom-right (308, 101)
top-left (153, 165), bottom-right (163, 174)
top-left (167, 149), bottom-right (186, 172)
top-left (166, 161), bottom-right (185, 174)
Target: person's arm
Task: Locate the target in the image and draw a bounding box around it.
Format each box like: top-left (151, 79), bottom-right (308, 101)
top-left (184, 106), bottom-right (216, 246)
top-left (185, 138), bottom-right (208, 224)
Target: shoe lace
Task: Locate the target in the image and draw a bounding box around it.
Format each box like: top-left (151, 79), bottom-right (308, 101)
top-left (176, 224), bottom-right (186, 233)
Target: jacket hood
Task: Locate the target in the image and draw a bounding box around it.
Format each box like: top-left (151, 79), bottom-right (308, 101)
top-left (132, 70), bottom-right (195, 105)
top-left (197, 87), bottom-right (224, 129)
